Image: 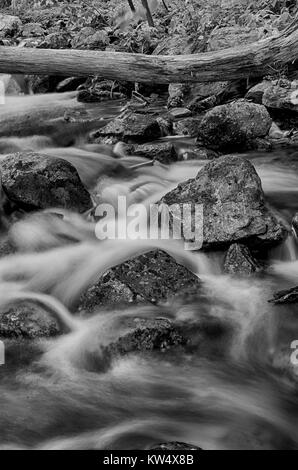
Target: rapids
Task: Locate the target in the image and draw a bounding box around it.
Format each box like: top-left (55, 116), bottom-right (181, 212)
top-left (0, 90), bottom-right (298, 450)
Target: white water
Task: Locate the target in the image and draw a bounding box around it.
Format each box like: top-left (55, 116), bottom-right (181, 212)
top-left (0, 93), bottom-right (298, 450)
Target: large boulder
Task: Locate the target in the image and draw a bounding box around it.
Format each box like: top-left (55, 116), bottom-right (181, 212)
top-left (197, 100), bottom-right (272, 152)
top-left (78, 250), bottom-right (200, 312)
top-left (245, 80), bottom-right (272, 104)
top-left (0, 152), bottom-right (92, 213)
top-left (0, 14), bottom-right (22, 38)
top-left (160, 155), bottom-right (286, 251)
top-left (0, 304), bottom-right (59, 338)
top-left (132, 142), bottom-right (179, 164)
top-left (105, 318), bottom-right (186, 358)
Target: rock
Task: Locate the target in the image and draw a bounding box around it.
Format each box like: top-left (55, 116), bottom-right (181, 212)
top-left (0, 13), bottom-right (22, 38)
top-left (262, 80), bottom-right (298, 113)
top-left (153, 35), bottom-right (199, 56)
top-left (56, 77), bottom-right (86, 93)
top-left (132, 142), bottom-right (179, 164)
top-left (173, 117), bottom-right (203, 137)
top-left (161, 155), bottom-right (286, 251)
top-left (78, 250), bottom-right (200, 312)
top-left (207, 26), bottom-right (259, 51)
top-left (0, 304), bottom-right (59, 338)
top-left (105, 318), bottom-right (186, 358)
top-left (269, 286), bottom-right (298, 305)
top-left (91, 113), bottom-right (162, 144)
top-left (198, 100), bottom-right (272, 152)
top-left (223, 243), bottom-right (261, 276)
top-left (245, 81), bottom-right (272, 104)
top-left (71, 27), bottom-right (109, 50)
top-left (169, 108), bottom-right (192, 119)
top-left (0, 152), bottom-right (92, 213)
top-left (20, 22), bottom-right (45, 37)
top-left (38, 31), bottom-right (70, 49)
top-left (149, 442), bottom-right (202, 450)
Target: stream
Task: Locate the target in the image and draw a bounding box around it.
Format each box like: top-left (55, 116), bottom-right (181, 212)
top-left (0, 90), bottom-right (298, 450)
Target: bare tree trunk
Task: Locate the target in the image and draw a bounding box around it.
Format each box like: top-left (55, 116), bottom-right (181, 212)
top-left (141, 0), bottom-right (155, 27)
top-left (127, 0), bottom-right (135, 12)
top-left (0, 22), bottom-right (297, 83)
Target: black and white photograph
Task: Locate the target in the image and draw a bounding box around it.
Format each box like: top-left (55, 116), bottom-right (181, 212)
top-left (0, 0), bottom-right (298, 455)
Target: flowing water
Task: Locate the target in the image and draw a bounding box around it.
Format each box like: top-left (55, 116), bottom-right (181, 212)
top-left (0, 89), bottom-right (298, 450)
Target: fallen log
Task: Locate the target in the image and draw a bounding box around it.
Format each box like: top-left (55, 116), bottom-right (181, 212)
top-left (0, 22), bottom-right (298, 83)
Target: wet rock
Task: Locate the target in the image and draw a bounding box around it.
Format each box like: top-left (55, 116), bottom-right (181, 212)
top-left (0, 152), bottom-right (92, 213)
top-left (207, 26), bottom-right (259, 51)
top-left (106, 318), bottom-right (186, 358)
top-left (161, 155), bottom-right (286, 251)
top-left (245, 81), bottom-right (272, 104)
top-left (56, 77), bottom-right (86, 93)
top-left (223, 243), bottom-right (261, 276)
top-left (132, 142), bottom-right (179, 164)
top-left (263, 79), bottom-right (298, 112)
top-left (269, 286), bottom-right (298, 304)
top-left (0, 304), bottom-right (59, 338)
top-left (198, 100), bottom-right (272, 152)
top-left (91, 113), bottom-right (162, 144)
top-left (78, 250), bottom-right (200, 312)
top-left (173, 117), bottom-right (203, 137)
top-left (71, 27), bottom-right (109, 50)
top-left (78, 273), bottom-right (137, 312)
top-left (0, 13), bottom-right (22, 38)
top-left (149, 442), bottom-right (202, 450)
